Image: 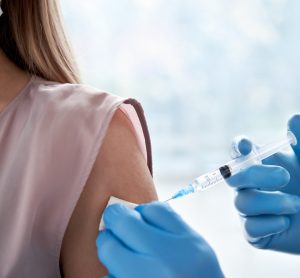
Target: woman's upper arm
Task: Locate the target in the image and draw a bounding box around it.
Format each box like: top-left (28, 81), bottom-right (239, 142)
top-left (60, 108), bottom-right (158, 277)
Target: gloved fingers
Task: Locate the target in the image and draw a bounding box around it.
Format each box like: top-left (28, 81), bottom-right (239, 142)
top-left (103, 203), bottom-right (172, 254)
top-left (288, 114), bottom-right (300, 159)
top-left (226, 164), bottom-right (290, 190)
top-left (231, 136), bottom-right (253, 158)
top-left (234, 189), bottom-right (300, 216)
top-left (231, 135), bottom-right (291, 168)
top-left (97, 230), bottom-right (165, 278)
top-left (242, 215), bottom-right (290, 239)
top-left (97, 229), bottom-right (131, 276)
top-left (134, 202), bottom-right (190, 234)
top-left (262, 151), bottom-right (291, 168)
top-left (245, 234), bottom-right (273, 249)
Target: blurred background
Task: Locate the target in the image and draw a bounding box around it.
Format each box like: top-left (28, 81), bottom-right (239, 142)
top-left (61, 0), bottom-right (300, 277)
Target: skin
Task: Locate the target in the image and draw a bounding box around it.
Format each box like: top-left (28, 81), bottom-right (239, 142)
top-left (0, 48), bottom-right (159, 276)
top-left (59, 108), bottom-right (158, 277)
top-left (0, 49), bottom-right (31, 112)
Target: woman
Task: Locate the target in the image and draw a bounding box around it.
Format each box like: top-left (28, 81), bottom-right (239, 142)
top-left (0, 1), bottom-right (224, 277)
top-left (0, 0), bottom-right (158, 277)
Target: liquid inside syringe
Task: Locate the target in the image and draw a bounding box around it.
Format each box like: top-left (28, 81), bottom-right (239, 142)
top-left (166, 167), bottom-right (229, 200)
top-left (165, 131), bottom-right (297, 202)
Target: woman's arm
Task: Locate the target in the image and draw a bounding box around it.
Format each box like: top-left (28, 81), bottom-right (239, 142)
top-left (59, 108), bottom-right (158, 277)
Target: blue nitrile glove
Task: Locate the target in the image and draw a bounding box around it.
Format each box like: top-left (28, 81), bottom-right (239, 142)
top-left (96, 201), bottom-right (224, 278)
top-left (225, 114), bottom-right (300, 254)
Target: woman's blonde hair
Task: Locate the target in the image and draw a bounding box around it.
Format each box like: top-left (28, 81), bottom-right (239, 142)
top-left (0, 0), bottom-right (81, 83)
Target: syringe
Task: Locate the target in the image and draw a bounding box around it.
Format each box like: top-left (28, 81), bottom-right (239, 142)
top-left (165, 131), bottom-right (297, 202)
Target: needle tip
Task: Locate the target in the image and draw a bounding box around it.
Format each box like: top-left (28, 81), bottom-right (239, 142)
top-left (163, 197), bottom-right (173, 203)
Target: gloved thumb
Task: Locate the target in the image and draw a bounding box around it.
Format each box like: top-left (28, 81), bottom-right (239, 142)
top-left (287, 114), bottom-right (300, 159)
top-left (135, 202), bottom-right (190, 234)
top-left (231, 136), bottom-right (253, 159)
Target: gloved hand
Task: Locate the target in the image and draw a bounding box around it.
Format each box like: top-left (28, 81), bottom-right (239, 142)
top-left (96, 201), bottom-right (224, 278)
top-left (225, 114), bottom-right (300, 254)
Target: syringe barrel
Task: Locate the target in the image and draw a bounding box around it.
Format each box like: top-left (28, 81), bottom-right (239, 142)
top-left (227, 150), bottom-right (261, 176)
top-left (167, 132), bottom-right (297, 201)
top-left (188, 169), bottom-right (225, 193)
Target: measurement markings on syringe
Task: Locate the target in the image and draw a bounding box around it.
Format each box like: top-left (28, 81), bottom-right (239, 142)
top-left (196, 170), bottom-right (224, 190)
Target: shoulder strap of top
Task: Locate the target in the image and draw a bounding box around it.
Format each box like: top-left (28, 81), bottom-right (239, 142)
top-left (124, 98), bottom-right (153, 177)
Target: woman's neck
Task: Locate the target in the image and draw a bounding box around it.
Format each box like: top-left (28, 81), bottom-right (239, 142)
top-left (0, 48), bottom-right (31, 102)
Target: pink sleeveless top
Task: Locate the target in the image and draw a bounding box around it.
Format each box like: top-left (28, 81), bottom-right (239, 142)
top-left (0, 75), bottom-right (153, 277)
